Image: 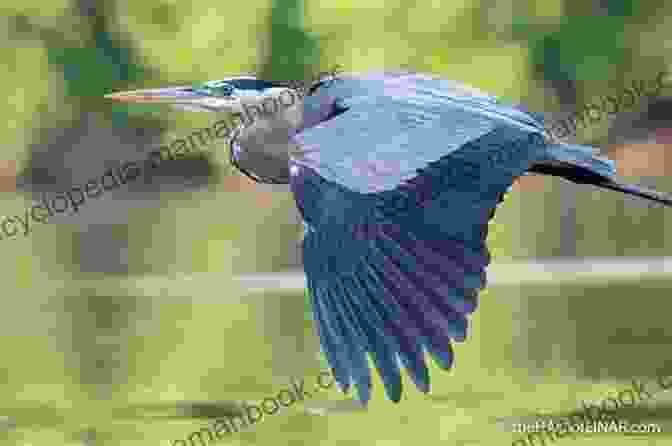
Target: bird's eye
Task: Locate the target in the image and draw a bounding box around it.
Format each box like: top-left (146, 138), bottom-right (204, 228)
top-left (205, 82), bottom-right (234, 97)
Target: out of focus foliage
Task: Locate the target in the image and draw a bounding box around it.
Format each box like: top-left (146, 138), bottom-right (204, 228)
top-left (1, 1), bottom-right (672, 445)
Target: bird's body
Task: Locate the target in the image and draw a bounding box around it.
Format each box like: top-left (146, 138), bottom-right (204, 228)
top-left (106, 71), bottom-right (672, 405)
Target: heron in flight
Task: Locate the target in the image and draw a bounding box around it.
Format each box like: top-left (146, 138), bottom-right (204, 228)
top-left (106, 72), bottom-right (672, 404)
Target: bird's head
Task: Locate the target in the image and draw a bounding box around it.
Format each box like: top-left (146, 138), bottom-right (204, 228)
top-left (105, 75), bottom-right (342, 185)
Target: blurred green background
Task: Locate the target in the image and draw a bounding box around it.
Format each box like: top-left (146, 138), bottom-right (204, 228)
top-left (1, 0), bottom-right (672, 445)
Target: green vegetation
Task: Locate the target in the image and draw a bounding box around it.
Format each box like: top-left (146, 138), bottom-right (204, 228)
top-left (1, 0), bottom-right (672, 445)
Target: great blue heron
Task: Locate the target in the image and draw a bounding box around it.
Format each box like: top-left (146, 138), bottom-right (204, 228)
top-left (106, 71), bottom-right (672, 404)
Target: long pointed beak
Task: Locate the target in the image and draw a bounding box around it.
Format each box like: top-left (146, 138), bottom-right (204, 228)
top-left (104, 86), bottom-right (202, 103)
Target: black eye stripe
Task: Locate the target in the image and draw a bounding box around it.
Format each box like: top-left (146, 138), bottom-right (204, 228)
top-left (308, 80), bottom-right (327, 95)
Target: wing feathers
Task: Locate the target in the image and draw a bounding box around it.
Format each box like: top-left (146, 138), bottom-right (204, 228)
top-left (353, 269), bottom-right (431, 393)
top-left (374, 236), bottom-right (469, 341)
top-left (308, 278), bottom-right (352, 392)
top-left (381, 222), bottom-right (487, 292)
top-left (322, 284), bottom-right (372, 401)
top-left (366, 256), bottom-right (458, 373)
top-left (339, 276), bottom-right (404, 402)
top-left (302, 202), bottom-right (490, 403)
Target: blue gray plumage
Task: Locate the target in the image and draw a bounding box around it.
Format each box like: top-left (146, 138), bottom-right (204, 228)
top-left (106, 71), bottom-right (672, 405)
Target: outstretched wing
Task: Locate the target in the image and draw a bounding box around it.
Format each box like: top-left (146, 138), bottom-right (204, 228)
top-left (290, 74), bottom-right (549, 403)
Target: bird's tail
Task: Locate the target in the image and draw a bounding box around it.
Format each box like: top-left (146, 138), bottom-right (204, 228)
top-left (530, 142), bottom-right (672, 207)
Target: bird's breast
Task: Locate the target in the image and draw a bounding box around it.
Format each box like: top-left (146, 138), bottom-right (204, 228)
top-left (289, 161), bottom-right (372, 229)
